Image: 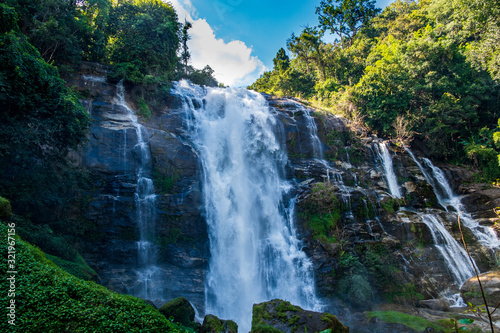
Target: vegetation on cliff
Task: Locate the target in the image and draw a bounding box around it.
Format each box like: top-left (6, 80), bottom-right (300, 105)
top-left (0, 0), bottom-right (218, 269)
top-left (0, 222), bottom-right (192, 332)
top-left (249, 0), bottom-right (500, 181)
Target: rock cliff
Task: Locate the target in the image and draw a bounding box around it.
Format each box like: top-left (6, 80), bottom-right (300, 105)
top-left (69, 64), bottom-right (500, 329)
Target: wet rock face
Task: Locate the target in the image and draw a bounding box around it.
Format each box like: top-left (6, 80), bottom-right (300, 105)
top-left (71, 71), bottom-right (500, 323)
top-left (72, 66), bottom-right (208, 312)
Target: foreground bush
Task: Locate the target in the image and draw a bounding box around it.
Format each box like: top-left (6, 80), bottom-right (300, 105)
top-left (0, 222), bottom-right (191, 332)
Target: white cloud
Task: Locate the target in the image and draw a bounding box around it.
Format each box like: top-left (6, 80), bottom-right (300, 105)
top-left (169, 0), bottom-right (266, 87)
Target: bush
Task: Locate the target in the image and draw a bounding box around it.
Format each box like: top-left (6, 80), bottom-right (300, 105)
top-left (0, 197), bottom-right (12, 220)
top-left (0, 223), bottom-right (191, 332)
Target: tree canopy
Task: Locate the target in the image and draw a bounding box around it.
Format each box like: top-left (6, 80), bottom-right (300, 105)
top-left (250, 0), bottom-right (500, 180)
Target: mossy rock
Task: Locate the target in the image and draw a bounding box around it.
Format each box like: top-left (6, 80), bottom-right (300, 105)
top-left (159, 297), bottom-right (196, 327)
top-left (201, 314), bottom-right (238, 333)
top-left (251, 299), bottom-right (348, 333)
top-left (0, 196), bottom-right (12, 219)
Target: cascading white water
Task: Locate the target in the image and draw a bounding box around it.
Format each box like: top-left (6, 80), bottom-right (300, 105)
top-left (407, 148), bottom-right (499, 249)
top-left (375, 142), bottom-right (402, 198)
top-left (173, 81), bottom-right (321, 332)
top-left (419, 214), bottom-right (474, 284)
top-left (299, 104), bottom-right (324, 159)
top-left (115, 82), bottom-right (160, 299)
top-left (422, 158), bottom-right (500, 249)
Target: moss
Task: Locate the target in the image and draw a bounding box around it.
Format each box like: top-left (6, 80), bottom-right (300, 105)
top-left (288, 314), bottom-right (300, 327)
top-left (365, 311), bottom-right (447, 332)
top-left (159, 297), bottom-right (195, 328)
top-left (252, 302), bottom-right (273, 328)
top-left (226, 320), bottom-right (238, 333)
top-left (251, 324), bottom-right (283, 333)
top-left (321, 313), bottom-right (349, 333)
top-left (203, 314), bottom-right (224, 332)
top-left (0, 196), bottom-right (12, 220)
top-left (0, 223), bottom-right (191, 333)
top-left (137, 97), bottom-right (151, 120)
top-left (154, 167), bottom-right (179, 194)
top-left (45, 253), bottom-right (97, 281)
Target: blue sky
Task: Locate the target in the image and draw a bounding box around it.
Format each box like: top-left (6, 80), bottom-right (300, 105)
top-left (170, 0), bottom-right (393, 86)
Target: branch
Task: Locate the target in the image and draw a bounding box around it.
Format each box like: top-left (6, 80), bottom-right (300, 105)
top-left (458, 213), bottom-right (495, 332)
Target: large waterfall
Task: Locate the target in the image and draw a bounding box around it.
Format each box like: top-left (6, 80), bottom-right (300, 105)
top-left (172, 81), bottom-right (321, 332)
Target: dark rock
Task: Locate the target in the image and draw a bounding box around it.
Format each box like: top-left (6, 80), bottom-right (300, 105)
top-left (251, 299), bottom-right (348, 333)
top-left (201, 314), bottom-right (238, 333)
top-left (159, 297), bottom-right (196, 327)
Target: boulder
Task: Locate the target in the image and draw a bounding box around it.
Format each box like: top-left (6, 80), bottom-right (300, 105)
top-left (159, 297), bottom-right (196, 327)
top-left (417, 299), bottom-right (450, 312)
top-left (461, 271), bottom-right (500, 307)
top-left (251, 299), bottom-right (348, 333)
top-left (201, 314), bottom-right (238, 333)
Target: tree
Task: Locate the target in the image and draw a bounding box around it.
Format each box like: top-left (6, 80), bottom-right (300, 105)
top-left (181, 20), bottom-right (192, 74)
top-left (3, 0), bottom-right (108, 67)
top-left (0, 8), bottom-right (90, 214)
top-left (316, 0), bottom-right (381, 47)
top-left (108, 0), bottom-right (180, 84)
top-left (273, 48), bottom-right (290, 73)
top-left (287, 27), bottom-right (327, 79)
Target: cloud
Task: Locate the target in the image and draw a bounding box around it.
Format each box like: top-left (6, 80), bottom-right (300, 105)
top-left (169, 0), bottom-right (266, 87)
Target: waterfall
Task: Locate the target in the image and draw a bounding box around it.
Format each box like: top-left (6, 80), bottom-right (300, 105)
top-left (407, 148), bottom-right (499, 249)
top-left (300, 104), bottom-right (324, 159)
top-left (115, 81), bottom-right (160, 300)
top-left (173, 81), bottom-right (321, 332)
top-left (422, 158), bottom-right (500, 249)
top-left (375, 142), bottom-right (402, 198)
top-left (419, 214), bottom-right (474, 285)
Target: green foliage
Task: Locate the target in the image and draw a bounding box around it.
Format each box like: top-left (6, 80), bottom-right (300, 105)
top-left (299, 182), bottom-right (341, 243)
top-left (250, 0), bottom-right (500, 172)
top-left (0, 3), bottom-right (19, 33)
top-left (3, 0), bottom-right (108, 68)
top-left (45, 253), bottom-right (97, 281)
top-left (182, 65), bottom-right (218, 87)
top-left (0, 223), bottom-right (191, 332)
top-left (0, 27), bottom-right (91, 216)
top-left (273, 48), bottom-right (291, 73)
top-left (0, 197), bottom-right (12, 220)
top-left (365, 311), bottom-right (447, 332)
top-left (137, 97), bottom-right (152, 120)
top-left (251, 324), bottom-right (283, 333)
top-left (108, 0), bottom-right (180, 85)
top-left (380, 198), bottom-right (404, 214)
top-left (154, 168), bottom-right (179, 194)
top-left (316, 0), bottom-right (381, 47)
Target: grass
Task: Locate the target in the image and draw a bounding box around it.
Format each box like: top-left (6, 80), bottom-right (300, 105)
top-left (365, 311), bottom-right (448, 332)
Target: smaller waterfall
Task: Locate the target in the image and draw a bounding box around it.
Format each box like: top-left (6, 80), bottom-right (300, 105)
top-left (375, 142), bottom-right (402, 198)
top-left (420, 214), bottom-right (474, 285)
top-left (407, 147), bottom-right (499, 249)
top-left (115, 82), bottom-right (160, 300)
top-left (300, 105), bottom-right (324, 159)
top-left (422, 158), bottom-right (500, 249)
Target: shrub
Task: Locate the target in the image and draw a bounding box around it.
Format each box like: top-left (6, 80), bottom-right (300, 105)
top-left (0, 197), bottom-right (12, 220)
top-left (0, 223), bottom-right (191, 332)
